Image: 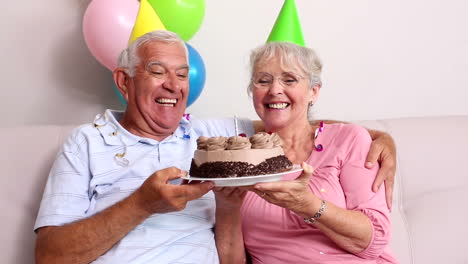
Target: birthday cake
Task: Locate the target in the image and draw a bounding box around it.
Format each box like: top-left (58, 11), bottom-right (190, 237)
top-left (189, 132), bottom-right (293, 178)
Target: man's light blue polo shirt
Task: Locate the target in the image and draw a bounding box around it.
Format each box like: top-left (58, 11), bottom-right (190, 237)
top-left (34, 109), bottom-right (254, 264)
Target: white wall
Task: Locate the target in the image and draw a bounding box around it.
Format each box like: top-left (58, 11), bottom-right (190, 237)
top-left (2, 0), bottom-right (468, 127)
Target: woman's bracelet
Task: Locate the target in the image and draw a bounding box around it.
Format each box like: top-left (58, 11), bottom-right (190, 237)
top-left (304, 200), bottom-right (326, 224)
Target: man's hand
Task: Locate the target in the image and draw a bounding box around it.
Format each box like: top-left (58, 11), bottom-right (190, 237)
top-left (214, 187), bottom-right (247, 211)
top-left (214, 188), bottom-right (247, 264)
top-left (366, 130), bottom-right (397, 210)
top-left (135, 167), bottom-right (214, 214)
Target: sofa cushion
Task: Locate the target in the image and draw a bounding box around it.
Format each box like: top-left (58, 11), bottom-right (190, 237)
top-left (2, 116), bottom-right (468, 264)
top-left (360, 116), bottom-right (468, 264)
top-left (385, 116), bottom-right (468, 264)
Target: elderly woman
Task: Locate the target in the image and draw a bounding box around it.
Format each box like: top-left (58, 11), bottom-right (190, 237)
top-left (215, 42), bottom-right (398, 264)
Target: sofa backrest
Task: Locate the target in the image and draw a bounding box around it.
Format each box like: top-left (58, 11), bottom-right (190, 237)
top-left (1, 116), bottom-right (467, 264)
top-left (0, 125), bottom-right (75, 264)
top-left (359, 116), bottom-right (468, 264)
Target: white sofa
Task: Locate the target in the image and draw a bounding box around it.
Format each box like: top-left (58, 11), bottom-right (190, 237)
top-left (1, 116), bottom-right (467, 264)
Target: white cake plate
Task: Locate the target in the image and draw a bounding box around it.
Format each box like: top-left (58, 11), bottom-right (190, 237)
top-left (182, 165), bottom-right (303, 187)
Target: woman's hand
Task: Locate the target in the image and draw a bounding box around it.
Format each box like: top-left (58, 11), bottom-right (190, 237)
top-left (250, 163), bottom-right (319, 216)
top-left (366, 130), bottom-right (397, 210)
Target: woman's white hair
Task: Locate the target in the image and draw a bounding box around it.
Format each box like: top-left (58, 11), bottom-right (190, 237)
top-left (248, 42), bottom-right (323, 95)
top-left (117, 30), bottom-right (188, 77)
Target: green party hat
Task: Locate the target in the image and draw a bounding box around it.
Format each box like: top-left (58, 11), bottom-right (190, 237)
top-left (267, 0), bottom-right (305, 46)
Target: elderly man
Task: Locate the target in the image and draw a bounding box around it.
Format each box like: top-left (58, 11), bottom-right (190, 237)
top-left (34, 30), bottom-right (395, 264)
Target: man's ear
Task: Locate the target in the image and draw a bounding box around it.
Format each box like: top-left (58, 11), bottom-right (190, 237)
top-left (113, 68), bottom-right (130, 102)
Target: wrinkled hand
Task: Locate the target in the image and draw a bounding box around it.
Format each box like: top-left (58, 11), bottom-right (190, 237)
top-left (366, 130), bottom-right (397, 210)
top-left (250, 163), bottom-right (317, 215)
top-left (214, 187), bottom-right (247, 211)
top-left (135, 167), bottom-right (214, 214)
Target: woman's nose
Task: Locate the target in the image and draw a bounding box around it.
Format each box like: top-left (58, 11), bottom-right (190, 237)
top-left (268, 78), bottom-right (284, 95)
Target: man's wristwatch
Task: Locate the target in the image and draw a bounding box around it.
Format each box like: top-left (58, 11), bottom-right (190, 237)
top-left (304, 200), bottom-right (326, 224)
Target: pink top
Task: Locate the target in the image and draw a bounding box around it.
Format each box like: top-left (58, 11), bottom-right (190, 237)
top-left (241, 124), bottom-right (398, 264)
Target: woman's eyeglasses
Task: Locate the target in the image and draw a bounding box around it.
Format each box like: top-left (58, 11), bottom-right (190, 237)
top-left (252, 72), bottom-right (306, 89)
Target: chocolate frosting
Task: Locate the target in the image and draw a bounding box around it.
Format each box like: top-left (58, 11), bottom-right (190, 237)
top-left (197, 136), bottom-right (228, 151)
top-left (205, 136), bottom-right (228, 151)
top-left (270, 133), bottom-right (283, 147)
top-left (227, 136), bottom-right (252, 150)
top-left (250, 132), bottom-right (274, 149)
top-left (197, 132), bottom-right (283, 151)
top-left (196, 136), bottom-right (209, 150)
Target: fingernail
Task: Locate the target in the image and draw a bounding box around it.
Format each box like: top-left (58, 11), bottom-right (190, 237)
top-left (302, 162), bottom-right (313, 173)
top-left (366, 162), bottom-right (373, 168)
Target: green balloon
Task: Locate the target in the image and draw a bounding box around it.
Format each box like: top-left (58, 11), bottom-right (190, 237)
top-left (148, 0), bottom-right (205, 41)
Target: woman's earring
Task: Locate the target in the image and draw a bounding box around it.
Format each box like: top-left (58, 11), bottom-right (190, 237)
top-left (309, 101), bottom-right (314, 107)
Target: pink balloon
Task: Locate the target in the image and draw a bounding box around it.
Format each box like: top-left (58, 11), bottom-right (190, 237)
top-left (83, 0), bottom-right (139, 71)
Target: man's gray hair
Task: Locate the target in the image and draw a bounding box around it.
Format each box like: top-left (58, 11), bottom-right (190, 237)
top-left (248, 42), bottom-right (323, 95)
top-left (117, 30), bottom-right (188, 77)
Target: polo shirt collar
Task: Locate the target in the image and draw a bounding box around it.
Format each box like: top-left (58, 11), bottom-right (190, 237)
top-left (94, 109), bottom-right (192, 146)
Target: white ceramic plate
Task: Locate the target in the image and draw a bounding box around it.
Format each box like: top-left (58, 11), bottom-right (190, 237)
top-left (182, 165), bottom-right (303, 187)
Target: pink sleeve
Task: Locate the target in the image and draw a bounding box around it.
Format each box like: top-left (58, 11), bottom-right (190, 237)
top-left (338, 124), bottom-right (392, 259)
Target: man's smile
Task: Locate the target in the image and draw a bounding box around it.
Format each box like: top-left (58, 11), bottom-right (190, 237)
top-left (155, 98), bottom-right (177, 107)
